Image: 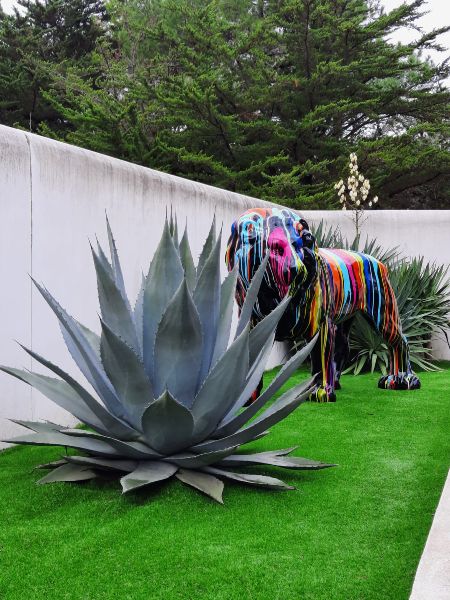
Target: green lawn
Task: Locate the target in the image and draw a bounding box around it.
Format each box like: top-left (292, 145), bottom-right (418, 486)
top-left (0, 366), bottom-right (449, 600)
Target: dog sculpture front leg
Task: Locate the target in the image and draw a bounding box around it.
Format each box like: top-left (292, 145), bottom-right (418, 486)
top-left (333, 319), bottom-right (353, 390)
top-left (310, 318), bottom-right (337, 402)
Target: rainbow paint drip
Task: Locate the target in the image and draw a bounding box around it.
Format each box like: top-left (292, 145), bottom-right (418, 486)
top-left (226, 207), bottom-right (420, 402)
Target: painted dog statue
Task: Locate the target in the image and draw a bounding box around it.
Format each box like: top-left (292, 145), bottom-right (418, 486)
top-left (226, 207), bottom-right (420, 402)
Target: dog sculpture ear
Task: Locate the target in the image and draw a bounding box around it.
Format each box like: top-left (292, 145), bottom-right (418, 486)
top-left (299, 218), bottom-right (310, 230)
top-left (302, 231), bottom-right (316, 249)
top-left (226, 220), bottom-right (239, 270)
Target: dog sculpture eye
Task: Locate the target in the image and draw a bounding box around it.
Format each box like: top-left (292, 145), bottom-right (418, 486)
top-left (241, 223), bottom-right (257, 245)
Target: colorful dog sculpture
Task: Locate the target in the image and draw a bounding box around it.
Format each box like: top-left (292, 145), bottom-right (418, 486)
top-left (226, 207), bottom-right (420, 402)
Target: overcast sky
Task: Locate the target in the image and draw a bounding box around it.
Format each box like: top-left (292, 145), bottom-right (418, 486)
top-left (1, 0), bottom-right (449, 65)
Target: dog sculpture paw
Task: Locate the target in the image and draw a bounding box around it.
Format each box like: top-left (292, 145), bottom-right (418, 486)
top-left (378, 373), bottom-right (421, 390)
top-left (310, 386), bottom-right (337, 403)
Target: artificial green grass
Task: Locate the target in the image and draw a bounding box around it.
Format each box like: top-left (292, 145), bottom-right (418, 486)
top-left (0, 366), bottom-right (449, 600)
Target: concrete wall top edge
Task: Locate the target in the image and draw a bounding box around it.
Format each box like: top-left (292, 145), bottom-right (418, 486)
top-left (4, 125), bottom-right (449, 221)
top-left (0, 125), bottom-right (273, 212)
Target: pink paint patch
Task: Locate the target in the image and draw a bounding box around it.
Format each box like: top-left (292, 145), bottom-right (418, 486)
top-left (267, 227), bottom-right (293, 298)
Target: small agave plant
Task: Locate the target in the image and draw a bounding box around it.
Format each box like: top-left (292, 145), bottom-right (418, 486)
top-left (1, 213), bottom-right (333, 503)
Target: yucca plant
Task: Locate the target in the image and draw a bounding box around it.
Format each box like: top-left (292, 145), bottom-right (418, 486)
top-left (1, 214), bottom-right (333, 503)
top-left (343, 313), bottom-right (390, 376)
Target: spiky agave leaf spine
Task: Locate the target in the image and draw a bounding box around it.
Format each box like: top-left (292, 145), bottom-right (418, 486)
top-left (1, 214), bottom-right (334, 503)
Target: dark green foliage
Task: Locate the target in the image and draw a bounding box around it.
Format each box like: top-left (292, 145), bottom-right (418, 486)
top-left (1, 0), bottom-right (448, 207)
top-left (0, 365), bottom-right (449, 599)
top-left (0, 0), bottom-right (107, 132)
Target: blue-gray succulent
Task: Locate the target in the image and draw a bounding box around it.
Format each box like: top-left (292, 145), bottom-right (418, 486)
top-left (1, 214), bottom-right (332, 503)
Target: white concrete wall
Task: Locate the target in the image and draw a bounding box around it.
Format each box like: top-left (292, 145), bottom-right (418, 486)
top-left (0, 128), bottom-right (32, 443)
top-left (0, 125), bottom-right (286, 446)
top-left (0, 124), bottom-right (449, 444)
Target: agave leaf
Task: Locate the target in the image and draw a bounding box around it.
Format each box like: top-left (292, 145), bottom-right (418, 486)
top-left (204, 466), bottom-right (295, 490)
top-left (31, 279), bottom-right (123, 418)
top-left (168, 207), bottom-right (175, 236)
top-left (219, 453), bottom-right (334, 470)
top-left (3, 431), bottom-right (121, 457)
top-left (249, 431), bottom-right (271, 443)
top-left (191, 324), bottom-right (250, 441)
top-left (100, 320), bottom-right (153, 424)
top-left (133, 273), bottom-right (146, 354)
top-left (95, 237), bottom-right (115, 281)
top-left (36, 459), bottom-right (68, 470)
top-left (193, 235), bottom-right (222, 385)
top-left (141, 390), bottom-right (194, 454)
top-left (169, 210), bottom-right (179, 250)
top-left (60, 429), bottom-right (160, 459)
top-left (65, 455), bottom-right (138, 472)
top-left (18, 345), bottom-right (138, 440)
top-left (235, 253), bottom-right (270, 338)
top-left (246, 377), bottom-right (316, 428)
top-left (120, 461), bottom-right (178, 493)
top-left (211, 264), bottom-right (238, 365)
top-left (250, 447), bottom-right (299, 457)
top-left (248, 296), bottom-right (290, 365)
top-left (213, 331), bottom-right (275, 434)
top-left (91, 246), bottom-right (139, 354)
top-left (174, 218), bottom-right (179, 248)
top-left (58, 317), bottom-right (101, 394)
top-left (196, 214), bottom-right (216, 280)
top-left (371, 352), bottom-right (377, 373)
top-left (37, 463), bottom-right (98, 485)
top-left (75, 321), bottom-right (101, 358)
top-left (354, 355), bottom-right (366, 375)
top-left (162, 446), bottom-right (238, 468)
top-left (216, 336), bottom-right (318, 437)
top-left (0, 367), bottom-right (116, 437)
top-left (262, 335), bottom-right (318, 402)
top-left (10, 419), bottom-right (60, 434)
top-left (193, 377), bottom-right (316, 453)
top-left (153, 280), bottom-right (202, 405)
top-left (106, 214), bottom-right (127, 300)
top-left (179, 226), bottom-right (196, 291)
top-left (143, 219), bottom-right (184, 380)
top-left (176, 469), bottom-right (224, 504)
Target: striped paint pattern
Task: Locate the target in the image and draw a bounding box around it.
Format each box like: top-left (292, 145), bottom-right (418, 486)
top-left (226, 207), bottom-right (418, 400)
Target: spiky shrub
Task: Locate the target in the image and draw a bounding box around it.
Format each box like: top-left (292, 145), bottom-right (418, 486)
top-left (1, 215), bottom-right (333, 503)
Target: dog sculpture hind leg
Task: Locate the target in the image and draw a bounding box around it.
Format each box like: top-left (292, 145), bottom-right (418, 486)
top-left (312, 248), bottom-right (420, 399)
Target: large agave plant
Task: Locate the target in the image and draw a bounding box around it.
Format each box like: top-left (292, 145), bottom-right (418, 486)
top-left (1, 214), bottom-right (332, 503)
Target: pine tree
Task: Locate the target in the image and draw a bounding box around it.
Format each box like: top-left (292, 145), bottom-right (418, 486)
top-left (2, 0), bottom-right (448, 208)
top-left (0, 0), bottom-right (107, 131)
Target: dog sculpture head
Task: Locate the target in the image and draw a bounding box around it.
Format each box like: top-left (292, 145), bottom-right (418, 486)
top-left (226, 207), bottom-right (319, 337)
